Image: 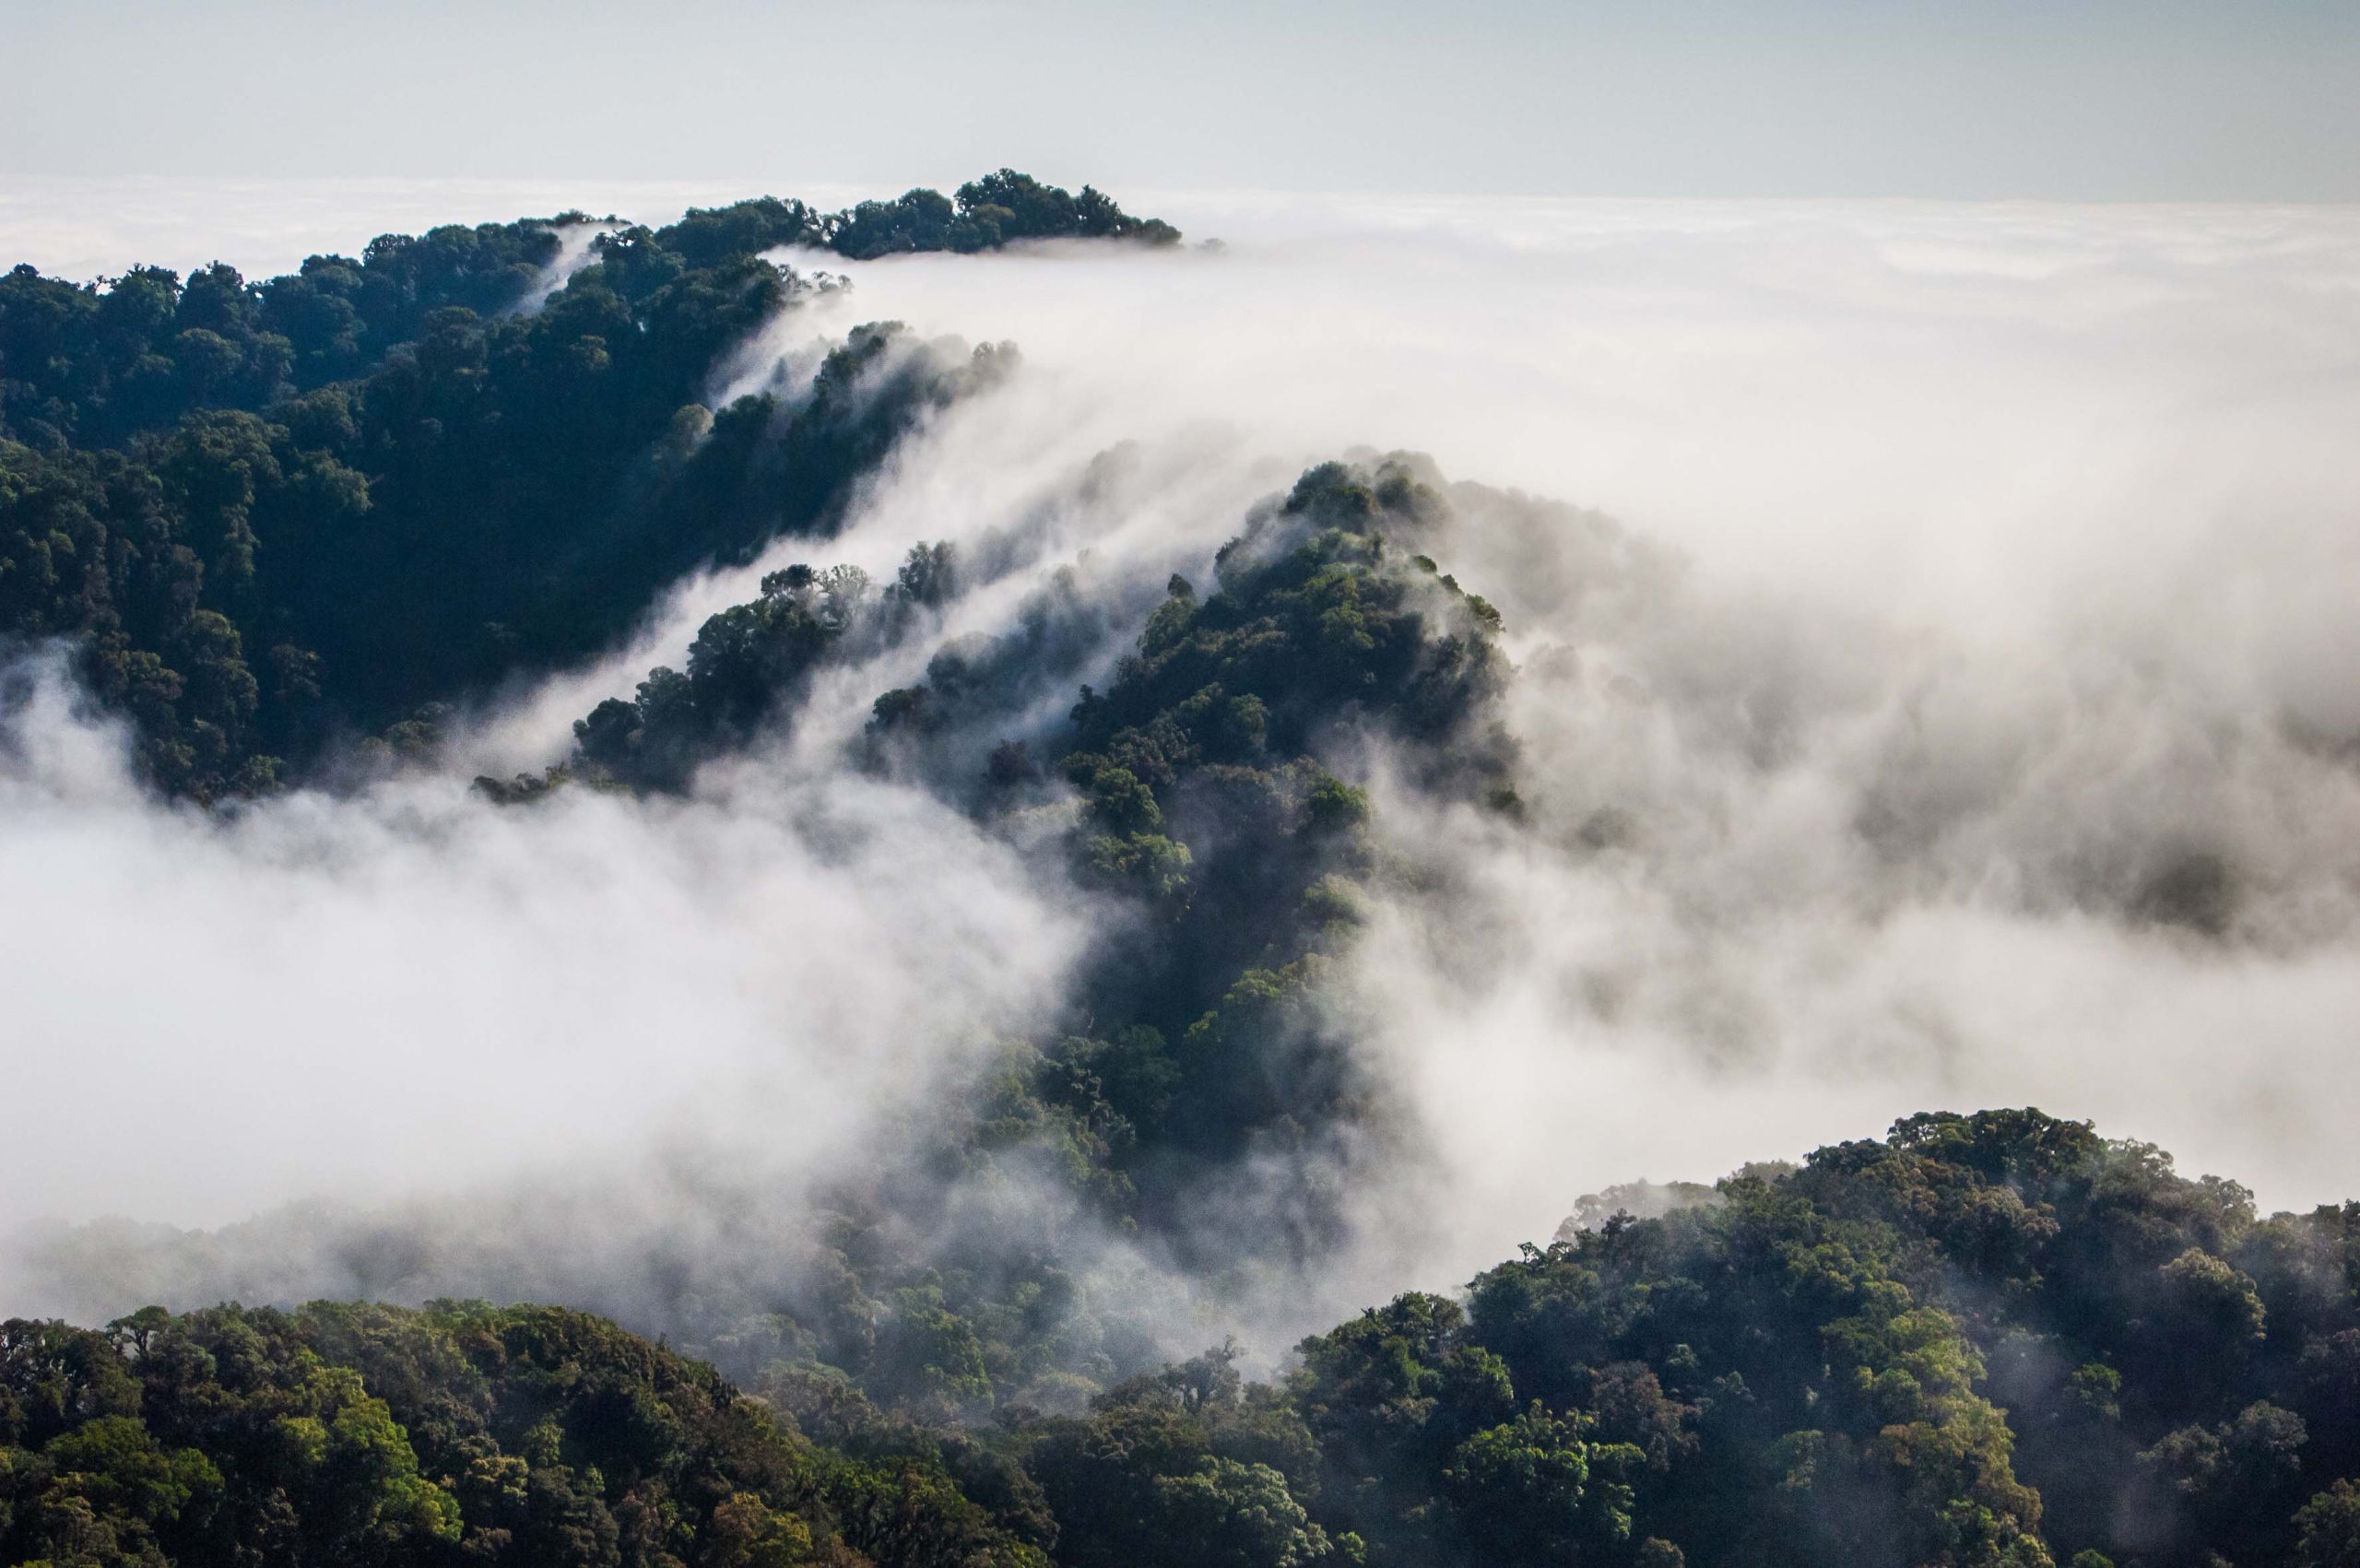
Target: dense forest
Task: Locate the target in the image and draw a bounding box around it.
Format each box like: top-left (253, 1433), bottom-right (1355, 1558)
top-left (0, 171), bottom-right (1170, 796)
top-left (10, 182), bottom-right (2360, 1567)
top-left (13, 1114), bottom-right (2360, 1568)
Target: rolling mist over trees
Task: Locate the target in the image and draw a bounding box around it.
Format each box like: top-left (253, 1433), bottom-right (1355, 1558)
top-left (0, 171), bottom-right (1170, 797)
top-left (13, 1114), bottom-right (2360, 1567)
top-left (8, 177), bottom-right (2360, 1568)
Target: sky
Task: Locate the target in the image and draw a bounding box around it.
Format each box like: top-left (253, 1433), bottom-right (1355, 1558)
top-left (5, 0), bottom-right (2359, 201)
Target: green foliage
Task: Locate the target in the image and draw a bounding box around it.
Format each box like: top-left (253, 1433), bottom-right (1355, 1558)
top-left (828, 171), bottom-right (1179, 261)
top-left (1148, 1457), bottom-right (1334, 1568)
top-left (18, 1114), bottom-right (2360, 1567)
top-left (1021, 1354), bottom-right (1334, 1568)
top-left (2297, 1480), bottom-right (2360, 1568)
top-left (0, 218), bottom-right (560, 449)
top-left (526, 457), bottom-right (1521, 1311)
top-left (0, 1301), bottom-right (1051, 1568)
top-left (1444, 1403), bottom-right (1628, 1564)
top-left (711, 1108), bottom-right (2360, 1568)
top-left (564, 561), bottom-right (871, 792)
top-left (1, 175), bottom-right (1170, 799)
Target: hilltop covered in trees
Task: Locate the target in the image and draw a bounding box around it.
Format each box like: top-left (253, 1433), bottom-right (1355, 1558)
top-left (14, 1114), bottom-right (2360, 1568)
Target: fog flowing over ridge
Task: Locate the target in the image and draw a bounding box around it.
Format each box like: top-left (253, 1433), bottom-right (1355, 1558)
top-left (6, 190), bottom-right (2360, 1373)
top-left (0, 644), bottom-right (1089, 1227)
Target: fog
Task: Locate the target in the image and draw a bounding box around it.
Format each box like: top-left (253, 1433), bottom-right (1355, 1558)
top-left (6, 189), bottom-right (2360, 1360)
top-left (0, 647), bottom-right (1085, 1225)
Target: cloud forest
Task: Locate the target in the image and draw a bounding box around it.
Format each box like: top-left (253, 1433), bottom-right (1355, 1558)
top-left (7, 168), bottom-right (2360, 1568)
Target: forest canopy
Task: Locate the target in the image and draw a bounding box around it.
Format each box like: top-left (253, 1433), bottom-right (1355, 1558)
top-left (0, 171), bottom-right (1173, 797)
top-left (12, 1114), bottom-right (2360, 1568)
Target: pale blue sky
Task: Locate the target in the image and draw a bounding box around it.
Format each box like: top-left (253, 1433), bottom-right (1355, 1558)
top-left (5, 0), bottom-right (2357, 199)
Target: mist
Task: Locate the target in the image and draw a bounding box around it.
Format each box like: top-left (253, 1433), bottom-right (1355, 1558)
top-left (0, 642), bottom-right (1084, 1231)
top-left (6, 190), bottom-right (2360, 1369)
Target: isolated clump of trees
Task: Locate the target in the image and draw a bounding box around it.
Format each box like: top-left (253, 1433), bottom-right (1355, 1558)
top-left (825, 170), bottom-right (1182, 260)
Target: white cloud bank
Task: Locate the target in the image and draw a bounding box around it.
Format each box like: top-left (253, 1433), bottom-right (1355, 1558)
top-left (5, 188), bottom-right (2360, 1345)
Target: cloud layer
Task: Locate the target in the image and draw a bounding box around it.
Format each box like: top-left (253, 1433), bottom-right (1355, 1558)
top-left (6, 191), bottom-right (2360, 1356)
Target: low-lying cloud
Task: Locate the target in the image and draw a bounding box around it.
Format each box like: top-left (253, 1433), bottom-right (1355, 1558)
top-left (6, 189), bottom-right (2360, 1363)
top-left (0, 645), bottom-right (1083, 1230)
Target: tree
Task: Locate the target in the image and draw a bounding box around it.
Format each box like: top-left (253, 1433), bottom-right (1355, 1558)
top-left (2297, 1480), bottom-right (2360, 1568)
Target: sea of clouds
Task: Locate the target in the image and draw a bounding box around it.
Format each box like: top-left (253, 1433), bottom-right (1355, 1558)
top-left (6, 180), bottom-right (2359, 1353)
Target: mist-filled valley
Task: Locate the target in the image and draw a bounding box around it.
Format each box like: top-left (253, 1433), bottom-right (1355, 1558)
top-left (6, 171), bottom-right (2360, 1568)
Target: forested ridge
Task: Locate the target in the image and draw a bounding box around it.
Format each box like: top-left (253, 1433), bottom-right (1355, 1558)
top-left (0, 171), bottom-right (1171, 797)
top-left (11, 185), bottom-right (2360, 1568)
top-left (486, 456), bottom-right (1519, 1276)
